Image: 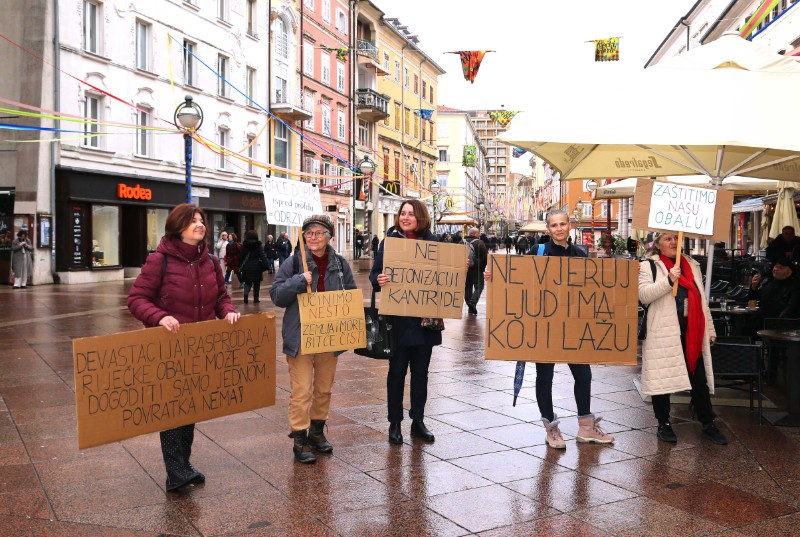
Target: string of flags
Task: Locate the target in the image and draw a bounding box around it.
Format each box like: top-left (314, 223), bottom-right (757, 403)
top-left (447, 51), bottom-right (493, 83)
top-left (488, 110), bottom-right (518, 128)
top-left (594, 37), bottom-right (620, 62)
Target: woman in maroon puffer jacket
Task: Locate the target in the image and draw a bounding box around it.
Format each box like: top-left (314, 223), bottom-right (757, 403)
top-left (128, 204), bottom-right (239, 492)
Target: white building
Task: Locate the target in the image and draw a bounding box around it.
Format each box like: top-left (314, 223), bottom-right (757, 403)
top-left (1, 0), bottom-right (270, 284)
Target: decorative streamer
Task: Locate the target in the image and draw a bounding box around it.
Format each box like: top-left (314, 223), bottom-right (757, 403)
top-left (446, 51), bottom-right (493, 83)
top-left (512, 146), bottom-right (526, 159)
top-left (321, 45), bottom-right (350, 62)
top-left (417, 109), bottom-right (434, 121)
top-left (741, 0), bottom-right (781, 39)
top-left (462, 145), bottom-right (477, 167)
top-left (488, 110), bottom-right (519, 128)
top-left (594, 37), bottom-right (620, 62)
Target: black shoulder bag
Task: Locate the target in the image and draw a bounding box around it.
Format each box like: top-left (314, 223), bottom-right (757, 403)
top-left (354, 290), bottom-right (396, 359)
top-left (637, 260), bottom-right (657, 340)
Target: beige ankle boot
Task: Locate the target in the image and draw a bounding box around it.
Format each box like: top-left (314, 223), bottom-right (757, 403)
top-left (541, 416), bottom-right (566, 449)
top-left (576, 414), bottom-right (614, 444)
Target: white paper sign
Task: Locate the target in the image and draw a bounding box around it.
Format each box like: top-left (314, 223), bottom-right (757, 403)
top-left (647, 181), bottom-right (717, 236)
top-left (262, 176), bottom-right (323, 227)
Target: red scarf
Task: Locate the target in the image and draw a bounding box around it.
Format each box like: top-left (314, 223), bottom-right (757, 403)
top-left (659, 255), bottom-right (705, 373)
top-left (403, 231), bottom-right (418, 240)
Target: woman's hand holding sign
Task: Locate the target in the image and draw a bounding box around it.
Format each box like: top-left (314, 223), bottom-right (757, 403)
top-left (377, 273), bottom-right (389, 287)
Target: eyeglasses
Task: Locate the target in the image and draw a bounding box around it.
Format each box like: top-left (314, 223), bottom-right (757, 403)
top-left (304, 230), bottom-right (328, 238)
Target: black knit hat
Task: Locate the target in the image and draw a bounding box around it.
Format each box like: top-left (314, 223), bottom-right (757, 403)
top-left (302, 214), bottom-right (334, 237)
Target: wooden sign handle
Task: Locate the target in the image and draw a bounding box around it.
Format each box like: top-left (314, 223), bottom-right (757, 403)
top-left (672, 231), bottom-right (684, 297)
top-left (297, 230), bottom-right (311, 294)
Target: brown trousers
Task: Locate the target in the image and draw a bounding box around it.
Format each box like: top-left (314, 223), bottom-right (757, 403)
top-left (286, 351), bottom-right (338, 431)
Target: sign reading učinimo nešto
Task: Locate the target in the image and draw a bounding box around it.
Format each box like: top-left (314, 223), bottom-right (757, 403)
top-left (485, 255), bottom-right (638, 365)
top-left (73, 314), bottom-right (276, 449)
top-left (646, 181), bottom-right (718, 236)
top-left (262, 176), bottom-right (323, 227)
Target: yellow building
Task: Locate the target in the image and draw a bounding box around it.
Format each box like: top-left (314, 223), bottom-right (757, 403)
top-left (374, 17), bottom-right (445, 236)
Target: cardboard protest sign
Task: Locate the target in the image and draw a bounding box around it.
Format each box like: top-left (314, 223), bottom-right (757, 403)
top-left (73, 314), bottom-right (276, 449)
top-left (485, 255), bottom-right (638, 365)
top-left (298, 289), bottom-right (366, 354)
top-left (632, 178), bottom-right (733, 240)
top-left (262, 176), bottom-right (323, 227)
top-left (378, 237), bottom-right (466, 319)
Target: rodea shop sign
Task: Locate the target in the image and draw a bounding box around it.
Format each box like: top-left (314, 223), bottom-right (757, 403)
top-left (118, 183), bottom-right (153, 201)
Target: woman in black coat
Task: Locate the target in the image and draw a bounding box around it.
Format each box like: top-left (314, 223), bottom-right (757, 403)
top-left (238, 230), bottom-right (268, 304)
top-left (370, 199), bottom-right (442, 445)
top-left (264, 234), bottom-right (277, 274)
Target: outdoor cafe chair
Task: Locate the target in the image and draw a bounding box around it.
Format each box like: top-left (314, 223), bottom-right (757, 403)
top-left (711, 342), bottom-right (764, 424)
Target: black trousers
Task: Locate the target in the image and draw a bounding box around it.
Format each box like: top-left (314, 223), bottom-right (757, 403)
top-left (243, 281), bottom-right (260, 301)
top-left (160, 424), bottom-right (195, 473)
top-left (387, 345), bottom-right (433, 423)
top-left (464, 269), bottom-right (484, 307)
top-left (651, 320), bottom-right (715, 425)
top-left (535, 363), bottom-right (592, 422)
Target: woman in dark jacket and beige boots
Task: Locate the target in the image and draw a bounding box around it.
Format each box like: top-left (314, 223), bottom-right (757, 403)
top-left (128, 204), bottom-right (239, 492)
top-left (239, 230), bottom-right (269, 304)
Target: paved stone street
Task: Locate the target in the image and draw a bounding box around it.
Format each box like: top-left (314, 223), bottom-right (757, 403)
top-left (1, 262), bottom-right (800, 536)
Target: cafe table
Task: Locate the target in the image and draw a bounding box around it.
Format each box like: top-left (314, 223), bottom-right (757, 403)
top-left (757, 329), bottom-right (800, 426)
top-left (709, 306), bottom-right (761, 337)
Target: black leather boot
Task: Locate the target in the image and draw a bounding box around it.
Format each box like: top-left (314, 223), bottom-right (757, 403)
top-left (308, 419), bottom-right (333, 452)
top-left (410, 420), bottom-right (435, 442)
top-left (388, 422), bottom-right (403, 444)
top-left (166, 467), bottom-right (201, 492)
top-left (289, 430), bottom-right (317, 464)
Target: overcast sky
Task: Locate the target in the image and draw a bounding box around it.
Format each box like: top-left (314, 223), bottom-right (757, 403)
top-left (377, 0), bottom-right (698, 170)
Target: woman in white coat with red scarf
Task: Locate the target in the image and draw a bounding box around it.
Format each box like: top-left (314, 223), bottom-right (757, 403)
top-left (638, 232), bottom-right (727, 446)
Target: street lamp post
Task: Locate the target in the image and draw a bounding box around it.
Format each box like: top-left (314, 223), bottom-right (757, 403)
top-left (477, 197), bottom-right (485, 235)
top-left (585, 180), bottom-right (598, 251)
top-left (430, 178), bottom-right (439, 236)
top-left (174, 95), bottom-right (204, 204)
top-left (358, 155), bottom-right (375, 258)
top-left (605, 180), bottom-right (613, 256)
top-left (573, 198), bottom-right (582, 245)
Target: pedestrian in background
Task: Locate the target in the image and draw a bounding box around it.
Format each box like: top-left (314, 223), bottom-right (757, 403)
top-left (270, 215), bottom-right (357, 464)
top-left (371, 234), bottom-right (379, 256)
top-left (371, 199), bottom-right (443, 445)
top-left (354, 229), bottom-right (363, 259)
top-left (639, 231), bottom-right (727, 446)
top-left (276, 232), bottom-right (292, 266)
top-left (263, 234), bottom-right (276, 274)
top-left (215, 231), bottom-right (228, 259)
top-left (11, 230), bottom-right (32, 289)
top-left (239, 230), bottom-right (269, 304)
top-left (127, 203), bottom-right (239, 492)
top-left (224, 233), bottom-right (241, 286)
top-left (464, 227), bottom-right (488, 316)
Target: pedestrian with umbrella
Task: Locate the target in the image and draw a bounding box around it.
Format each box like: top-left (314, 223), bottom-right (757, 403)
top-left (485, 209), bottom-right (614, 449)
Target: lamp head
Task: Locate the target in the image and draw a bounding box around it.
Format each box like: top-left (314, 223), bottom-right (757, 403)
top-left (359, 155), bottom-right (375, 174)
top-left (175, 95), bottom-right (203, 132)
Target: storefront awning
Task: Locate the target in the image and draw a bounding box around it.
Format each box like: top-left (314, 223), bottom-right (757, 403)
top-left (731, 197), bottom-right (765, 214)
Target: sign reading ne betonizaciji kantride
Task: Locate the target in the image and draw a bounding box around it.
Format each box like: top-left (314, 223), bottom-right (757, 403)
top-left (646, 181), bottom-right (718, 236)
top-left (261, 176), bottom-right (323, 227)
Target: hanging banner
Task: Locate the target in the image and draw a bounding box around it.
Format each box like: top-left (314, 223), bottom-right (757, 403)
top-left (595, 37), bottom-right (620, 62)
top-left (632, 179), bottom-right (733, 240)
top-left (488, 111), bottom-right (519, 128)
top-left (463, 145), bottom-right (477, 167)
top-left (447, 51), bottom-right (493, 83)
top-left (485, 256), bottom-right (638, 365)
top-left (262, 176), bottom-right (323, 227)
top-left (298, 289), bottom-right (366, 354)
top-left (73, 314), bottom-right (277, 449)
top-left (378, 238), bottom-right (466, 319)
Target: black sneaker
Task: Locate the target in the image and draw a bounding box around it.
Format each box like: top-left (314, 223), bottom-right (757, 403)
top-left (657, 422), bottom-right (677, 443)
top-left (701, 423), bottom-right (728, 445)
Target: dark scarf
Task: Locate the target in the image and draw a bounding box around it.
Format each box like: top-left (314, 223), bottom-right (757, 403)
top-left (660, 254), bottom-right (705, 374)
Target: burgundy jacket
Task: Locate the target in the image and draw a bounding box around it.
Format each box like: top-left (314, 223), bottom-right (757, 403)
top-left (128, 235), bottom-right (236, 328)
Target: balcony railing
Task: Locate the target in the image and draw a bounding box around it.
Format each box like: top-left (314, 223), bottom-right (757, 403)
top-left (356, 88), bottom-right (389, 115)
top-left (357, 39), bottom-right (379, 61)
top-left (274, 89), bottom-right (312, 113)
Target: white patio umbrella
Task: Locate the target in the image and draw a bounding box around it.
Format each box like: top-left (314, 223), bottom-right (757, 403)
top-left (500, 33), bottom-right (800, 295)
top-left (518, 220), bottom-right (548, 233)
top-left (769, 181), bottom-right (800, 239)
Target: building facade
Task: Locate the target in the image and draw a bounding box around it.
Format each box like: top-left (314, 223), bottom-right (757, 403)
top-left (1, 0), bottom-right (272, 284)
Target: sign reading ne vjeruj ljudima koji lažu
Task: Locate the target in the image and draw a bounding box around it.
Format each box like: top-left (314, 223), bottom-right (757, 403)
top-left (73, 314), bottom-right (276, 449)
top-left (298, 289), bottom-right (366, 355)
top-left (485, 256), bottom-right (638, 365)
top-left (378, 237), bottom-right (467, 319)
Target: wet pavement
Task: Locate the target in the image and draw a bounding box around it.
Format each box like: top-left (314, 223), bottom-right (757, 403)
top-left (1, 262), bottom-right (800, 536)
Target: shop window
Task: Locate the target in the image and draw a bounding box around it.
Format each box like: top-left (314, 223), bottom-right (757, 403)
top-left (146, 208), bottom-right (168, 252)
top-left (92, 205), bottom-right (120, 266)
